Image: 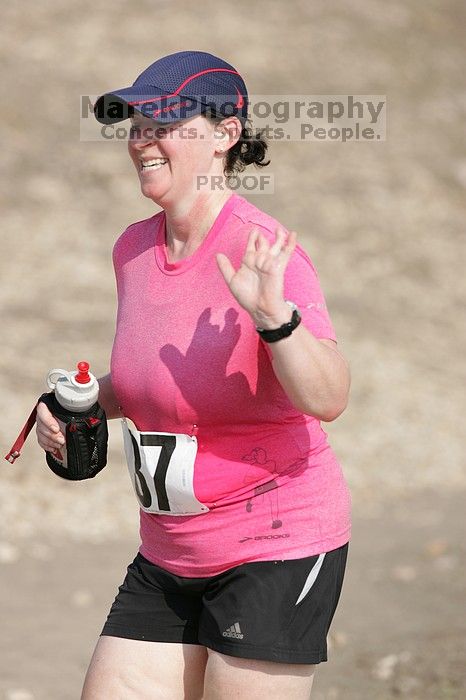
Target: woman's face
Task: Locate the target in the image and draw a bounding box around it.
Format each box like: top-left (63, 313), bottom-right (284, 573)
top-left (127, 112), bottom-right (226, 207)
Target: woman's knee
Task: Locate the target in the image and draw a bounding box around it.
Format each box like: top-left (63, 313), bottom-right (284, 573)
top-left (80, 635), bottom-right (208, 700)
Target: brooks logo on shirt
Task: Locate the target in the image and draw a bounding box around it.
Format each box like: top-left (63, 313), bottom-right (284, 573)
top-left (222, 622), bottom-right (244, 639)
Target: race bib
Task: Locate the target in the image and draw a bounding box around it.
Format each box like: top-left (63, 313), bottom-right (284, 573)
top-left (121, 417), bottom-right (210, 515)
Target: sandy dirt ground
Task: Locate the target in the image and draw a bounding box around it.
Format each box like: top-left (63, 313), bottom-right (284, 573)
top-left (1, 0), bottom-right (465, 698)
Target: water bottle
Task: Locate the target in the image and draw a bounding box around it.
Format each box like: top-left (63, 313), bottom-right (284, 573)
top-left (44, 361), bottom-right (101, 471)
top-left (5, 361), bottom-right (108, 480)
top-left (47, 360), bottom-right (99, 412)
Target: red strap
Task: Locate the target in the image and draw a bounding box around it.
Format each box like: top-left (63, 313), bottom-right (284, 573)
top-left (4, 401), bottom-right (40, 464)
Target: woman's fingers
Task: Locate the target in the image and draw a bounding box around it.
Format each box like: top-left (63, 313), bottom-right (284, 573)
top-left (242, 226), bottom-right (298, 275)
top-left (284, 229), bottom-right (298, 255)
top-left (256, 232), bottom-right (269, 254)
top-left (216, 252), bottom-right (236, 285)
top-left (269, 226), bottom-right (287, 256)
top-left (36, 422), bottom-right (64, 440)
top-left (37, 424), bottom-right (65, 442)
top-left (36, 432), bottom-right (62, 451)
top-left (36, 402), bottom-right (65, 449)
top-left (255, 227), bottom-right (297, 260)
top-left (36, 401), bottom-right (59, 427)
top-left (245, 227), bottom-right (260, 254)
top-left (37, 430), bottom-right (65, 451)
top-left (42, 440), bottom-right (62, 453)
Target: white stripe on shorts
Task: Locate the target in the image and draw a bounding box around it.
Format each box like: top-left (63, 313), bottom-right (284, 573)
top-left (295, 553), bottom-right (326, 605)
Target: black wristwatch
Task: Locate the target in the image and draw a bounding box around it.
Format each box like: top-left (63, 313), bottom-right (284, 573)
top-left (256, 301), bottom-right (302, 343)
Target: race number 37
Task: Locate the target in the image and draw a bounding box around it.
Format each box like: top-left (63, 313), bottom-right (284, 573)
top-left (121, 418), bottom-right (209, 516)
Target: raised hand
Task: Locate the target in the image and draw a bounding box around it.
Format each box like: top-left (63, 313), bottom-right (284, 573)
top-left (216, 225), bottom-right (297, 329)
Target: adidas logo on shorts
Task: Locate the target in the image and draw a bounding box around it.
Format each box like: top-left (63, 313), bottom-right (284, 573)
top-left (222, 622), bottom-right (244, 639)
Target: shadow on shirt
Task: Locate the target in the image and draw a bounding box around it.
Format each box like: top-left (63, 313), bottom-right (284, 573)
top-left (159, 306), bottom-right (328, 484)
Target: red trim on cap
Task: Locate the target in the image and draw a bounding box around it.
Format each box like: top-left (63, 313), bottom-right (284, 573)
top-left (128, 68), bottom-right (245, 107)
top-left (235, 87), bottom-right (244, 109)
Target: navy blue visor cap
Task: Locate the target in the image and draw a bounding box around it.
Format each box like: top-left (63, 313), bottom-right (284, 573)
top-left (93, 50), bottom-right (249, 125)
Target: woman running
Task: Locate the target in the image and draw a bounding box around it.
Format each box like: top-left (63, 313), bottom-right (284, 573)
top-left (36, 50), bottom-right (351, 699)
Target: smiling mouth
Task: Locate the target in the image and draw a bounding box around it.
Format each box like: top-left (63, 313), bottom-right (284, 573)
top-left (140, 158), bottom-right (169, 172)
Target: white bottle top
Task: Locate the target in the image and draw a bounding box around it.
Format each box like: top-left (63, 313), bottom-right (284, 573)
top-left (46, 361), bottom-right (99, 412)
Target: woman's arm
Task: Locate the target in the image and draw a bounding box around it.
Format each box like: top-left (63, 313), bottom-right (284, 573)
top-left (97, 373), bottom-right (123, 419)
top-left (216, 226), bottom-right (351, 421)
top-left (255, 303), bottom-right (351, 421)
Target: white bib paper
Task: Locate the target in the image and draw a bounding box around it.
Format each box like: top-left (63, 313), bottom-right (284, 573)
top-left (121, 417), bottom-right (210, 516)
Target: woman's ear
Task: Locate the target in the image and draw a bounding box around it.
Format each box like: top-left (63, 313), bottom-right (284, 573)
top-left (214, 117), bottom-right (242, 153)
top-left (214, 126), bottom-right (229, 153)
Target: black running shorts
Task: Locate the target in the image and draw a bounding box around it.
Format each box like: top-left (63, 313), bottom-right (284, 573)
top-left (100, 542), bottom-right (349, 665)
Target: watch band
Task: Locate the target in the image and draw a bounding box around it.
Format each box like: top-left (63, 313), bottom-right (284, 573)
top-left (256, 301), bottom-right (302, 343)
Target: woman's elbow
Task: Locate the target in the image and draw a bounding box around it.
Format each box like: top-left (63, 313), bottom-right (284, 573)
top-left (316, 382), bottom-right (351, 422)
top-left (320, 398), bottom-right (349, 422)
top-left (298, 393), bottom-right (349, 422)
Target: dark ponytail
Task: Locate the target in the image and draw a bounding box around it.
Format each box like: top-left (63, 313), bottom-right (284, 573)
top-left (202, 109), bottom-right (270, 178)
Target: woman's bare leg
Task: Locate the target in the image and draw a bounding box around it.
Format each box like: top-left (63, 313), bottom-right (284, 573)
top-left (80, 635), bottom-right (208, 700)
top-left (203, 648), bottom-right (316, 700)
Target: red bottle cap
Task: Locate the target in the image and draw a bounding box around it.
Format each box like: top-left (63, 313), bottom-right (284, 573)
top-left (75, 361), bottom-right (91, 384)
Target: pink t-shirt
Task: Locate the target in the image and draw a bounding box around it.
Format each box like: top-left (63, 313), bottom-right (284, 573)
top-left (111, 193), bottom-right (351, 577)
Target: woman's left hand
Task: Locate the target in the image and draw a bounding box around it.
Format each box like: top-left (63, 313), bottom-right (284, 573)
top-left (216, 226), bottom-right (298, 329)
